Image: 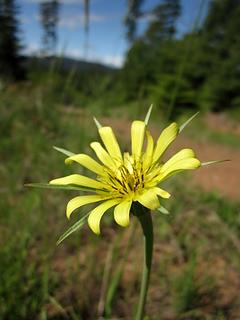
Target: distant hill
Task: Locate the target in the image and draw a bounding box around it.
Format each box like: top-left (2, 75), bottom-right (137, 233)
top-left (25, 55), bottom-right (118, 74)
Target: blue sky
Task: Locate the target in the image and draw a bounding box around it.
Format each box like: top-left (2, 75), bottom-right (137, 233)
top-left (20, 0), bottom-right (209, 67)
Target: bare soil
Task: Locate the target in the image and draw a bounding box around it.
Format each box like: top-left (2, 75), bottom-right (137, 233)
top-left (204, 112), bottom-right (240, 136)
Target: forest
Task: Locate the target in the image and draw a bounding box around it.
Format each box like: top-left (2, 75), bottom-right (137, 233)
top-left (1, 0), bottom-right (240, 117)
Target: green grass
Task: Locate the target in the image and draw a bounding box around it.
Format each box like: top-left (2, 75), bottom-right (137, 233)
top-left (1, 86), bottom-right (240, 319)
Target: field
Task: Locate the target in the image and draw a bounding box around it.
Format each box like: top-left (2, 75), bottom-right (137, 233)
top-left (0, 83), bottom-right (240, 320)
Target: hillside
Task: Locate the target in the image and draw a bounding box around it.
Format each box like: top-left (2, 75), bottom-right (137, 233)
top-left (25, 55), bottom-right (118, 74)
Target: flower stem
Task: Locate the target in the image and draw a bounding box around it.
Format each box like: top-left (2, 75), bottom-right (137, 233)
top-left (133, 204), bottom-right (153, 320)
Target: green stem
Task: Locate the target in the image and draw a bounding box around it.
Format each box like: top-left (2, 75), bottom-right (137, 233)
top-left (133, 205), bottom-right (153, 320)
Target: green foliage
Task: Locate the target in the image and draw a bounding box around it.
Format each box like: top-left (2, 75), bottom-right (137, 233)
top-left (145, 0), bottom-right (181, 42)
top-left (40, 0), bottom-right (59, 54)
top-left (26, 57), bottom-right (120, 110)
top-left (198, 0), bottom-right (240, 111)
top-left (122, 0), bottom-right (240, 117)
top-left (199, 192), bottom-right (240, 234)
top-left (0, 237), bottom-right (53, 319)
top-left (1, 78), bottom-right (240, 318)
top-left (124, 0), bottom-right (145, 42)
top-left (173, 255), bottom-right (199, 313)
top-left (0, 85), bottom-right (95, 319)
top-left (0, 0), bottom-right (25, 80)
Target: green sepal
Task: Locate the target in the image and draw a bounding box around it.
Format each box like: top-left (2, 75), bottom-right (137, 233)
top-left (179, 111), bottom-right (199, 133)
top-left (93, 117), bottom-right (102, 129)
top-left (56, 213), bottom-right (89, 245)
top-left (201, 159), bottom-right (230, 166)
top-left (53, 146), bottom-right (75, 157)
top-left (25, 183), bottom-right (95, 192)
top-left (157, 205), bottom-right (170, 215)
top-left (144, 104), bottom-right (153, 125)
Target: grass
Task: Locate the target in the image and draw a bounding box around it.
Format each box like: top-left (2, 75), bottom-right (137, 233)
top-left (1, 85), bottom-right (240, 319)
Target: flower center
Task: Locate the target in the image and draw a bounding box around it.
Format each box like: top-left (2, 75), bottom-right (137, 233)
top-left (116, 162), bottom-right (144, 193)
top-left (98, 154), bottom-right (146, 197)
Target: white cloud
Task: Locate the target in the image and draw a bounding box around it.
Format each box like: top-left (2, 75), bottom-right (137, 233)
top-left (138, 12), bottom-right (159, 23)
top-left (59, 13), bottom-right (105, 29)
top-left (24, 42), bottom-right (41, 55)
top-left (65, 48), bottom-right (83, 59)
top-left (100, 54), bottom-right (124, 68)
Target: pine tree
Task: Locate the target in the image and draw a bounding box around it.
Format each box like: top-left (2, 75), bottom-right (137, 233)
top-left (199, 0), bottom-right (240, 111)
top-left (122, 0), bottom-right (181, 101)
top-left (40, 0), bottom-right (59, 55)
top-left (0, 0), bottom-right (25, 80)
top-left (145, 0), bottom-right (181, 42)
top-left (125, 0), bottom-right (145, 43)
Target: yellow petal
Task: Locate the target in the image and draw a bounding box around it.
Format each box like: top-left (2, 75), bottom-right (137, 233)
top-left (88, 199), bottom-right (120, 235)
top-left (123, 152), bottom-right (134, 174)
top-left (49, 174), bottom-right (107, 190)
top-left (153, 187), bottom-right (171, 199)
top-left (66, 195), bottom-right (104, 219)
top-left (131, 120), bottom-right (146, 159)
top-left (143, 130), bottom-right (154, 171)
top-left (65, 154), bottom-right (104, 175)
top-left (114, 200), bottom-right (132, 227)
top-left (98, 127), bottom-right (122, 162)
top-left (90, 142), bottom-right (117, 170)
top-left (158, 158), bottom-right (201, 181)
top-left (153, 122), bottom-right (178, 162)
top-left (161, 149), bottom-right (195, 172)
top-left (135, 189), bottom-right (160, 210)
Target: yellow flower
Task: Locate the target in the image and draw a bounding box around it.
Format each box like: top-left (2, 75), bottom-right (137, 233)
top-left (50, 109), bottom-right (202, 235)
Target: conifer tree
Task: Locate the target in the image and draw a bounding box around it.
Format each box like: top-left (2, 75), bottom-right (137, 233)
top-left (125, 0), bottom-right (145, 43)
top-left (40, 0), bottom-right (59, 55)
top-left (0, 0), bottom-right (24, 80)
top-left (145, 0), bottom-right (181, 42)
top-left (199, 0), bottom-right (240, 111)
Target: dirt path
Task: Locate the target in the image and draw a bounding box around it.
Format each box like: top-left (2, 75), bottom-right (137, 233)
top-left (100, 116), bottom-right (240, 201)
top-left (172, 136), bottom-right (239, 200)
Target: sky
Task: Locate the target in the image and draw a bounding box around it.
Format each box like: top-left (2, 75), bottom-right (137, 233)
top-left (20, 0), bottom-right (210, 67)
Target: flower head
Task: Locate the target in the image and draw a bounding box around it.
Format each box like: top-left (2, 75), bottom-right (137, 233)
top-left (50, 108), bottom-right (204, 235)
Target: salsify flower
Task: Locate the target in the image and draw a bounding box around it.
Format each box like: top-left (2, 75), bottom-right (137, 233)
top-left (49, 108), bottom-right (209, 236)
top-left (27, 106), bottom-right (226, 320)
